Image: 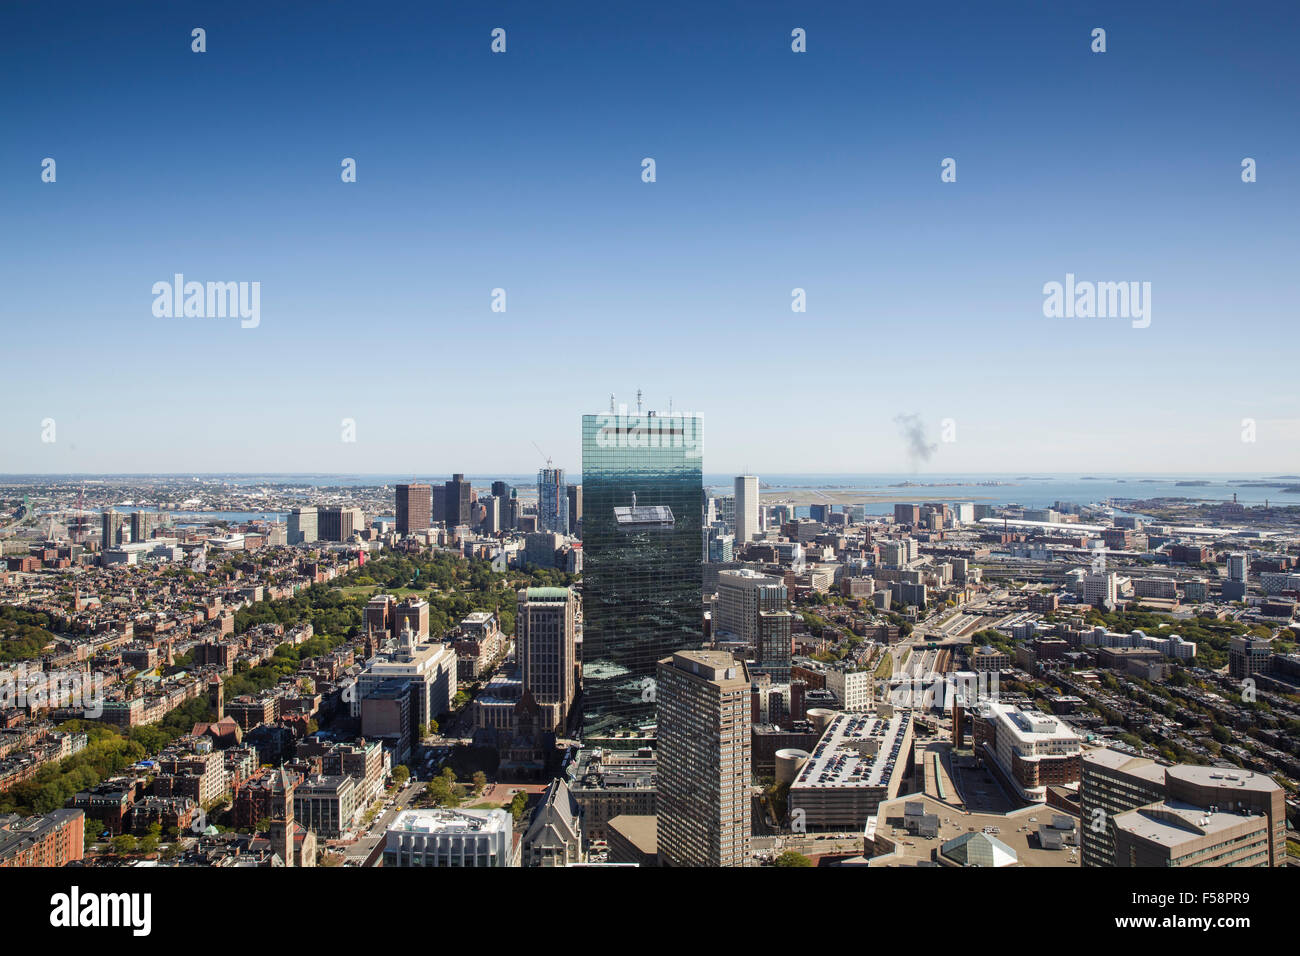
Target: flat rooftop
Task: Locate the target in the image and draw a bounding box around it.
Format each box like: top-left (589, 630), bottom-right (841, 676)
top-left (1165, 764), bottom-right (1281, 795)
top-left (793, 711), bottom-right (911, 790)
top-left (667, 650), bottom-right (747, 685)
top-left (607, 814), bottom-right (657, 853)
top-left (388, 808), bottom-right (507, 835)
top-left (1113, 800), bottom-right (1264, 847)
top-left (867, 793), bottom-right (1080, 868)
top-left (981, 703), bottom-right (1081, 747)
top-left (1082, 747), bottom-right (1168, 785)
top-left (570, 749), bottom-right (656, 790)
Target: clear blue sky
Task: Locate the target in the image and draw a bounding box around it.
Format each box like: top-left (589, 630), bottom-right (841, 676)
top-left (3, 1), bottom-right (1297, 475)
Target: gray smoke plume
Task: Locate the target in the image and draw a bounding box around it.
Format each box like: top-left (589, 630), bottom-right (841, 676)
top-left (894, 413), bottom-right (937, 470)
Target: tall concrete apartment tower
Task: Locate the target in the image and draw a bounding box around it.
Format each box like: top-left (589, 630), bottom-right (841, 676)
top-left (491, 481), bottom-right (517, 531)
top-left (581, 408), bottom-right (704, 736)
top-left (1223, 552), bottom-right (1250, 600)
top-left (537, 467), bottom-right (569, 534)
top-left (517, 587), bottom-right (578, 732)
top-left (101, 508), bottom-right (123, 547)
top-left (479, 494), bottom-right (501, 533)
top-left (130, 510), bottom-right (160, 543)
top-left (656, 650), bottom-right (751, 867)
top-left (714, 568), bottom-right (793, 682)
top-left (395, 482), bottom-right (432, 536)
top-left (734, 475), bottom-right (759, 544)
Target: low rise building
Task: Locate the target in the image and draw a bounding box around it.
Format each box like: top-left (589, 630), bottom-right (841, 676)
top-left (293, 774), bottom-right (359, 839)
top-left (383, 808), bottom-right (519, 867)
top-left (824, 667), bottom-right (873, 712)
top-left (972, 702), bottom-right (1082, 803)
top-left (566, 748), bottom-right (656, 847)
top-left (787, 709), bottom-right (914, 831)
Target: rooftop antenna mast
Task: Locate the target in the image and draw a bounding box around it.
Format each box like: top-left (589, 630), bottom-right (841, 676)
top-left (636, 389), bottom-right (643, 414)
top-left (609, 393), bottom-right (616, 413)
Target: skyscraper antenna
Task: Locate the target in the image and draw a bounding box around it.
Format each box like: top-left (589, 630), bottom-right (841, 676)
top-left (609, 393), bottom-right (615, 413)
top-left (636, 389), bottom-right (643, 414)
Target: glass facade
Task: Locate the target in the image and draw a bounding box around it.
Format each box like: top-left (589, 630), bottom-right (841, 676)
top-left (581, 411), bottom-right (705, 736)
top-left (537, 467), bottom-right (569, 533)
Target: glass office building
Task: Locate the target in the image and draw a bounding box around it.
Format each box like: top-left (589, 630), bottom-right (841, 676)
top-left (580, 410), bottom-right (705, 737)
top-left (537, 467), bottom-right (569, 534)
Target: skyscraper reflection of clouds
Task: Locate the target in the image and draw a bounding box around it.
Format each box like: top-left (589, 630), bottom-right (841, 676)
top-left (581, 409), bottom-right (704, 736)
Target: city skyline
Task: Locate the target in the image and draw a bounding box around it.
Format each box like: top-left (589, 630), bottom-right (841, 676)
top-left (3, 0), bottom-right (1299, 917)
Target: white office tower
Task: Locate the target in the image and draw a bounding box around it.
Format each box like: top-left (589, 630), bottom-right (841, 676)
top-left (735, 475), bottom-right (759, 544)
top-left (1083, 571), bottom-right (1118, 608)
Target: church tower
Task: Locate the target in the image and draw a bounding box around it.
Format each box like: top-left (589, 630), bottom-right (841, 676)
top-left (268, 765), bottom-right (296, 867)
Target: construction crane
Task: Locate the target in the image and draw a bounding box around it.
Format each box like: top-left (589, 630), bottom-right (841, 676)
top-left (531, 441), bottom-right (553, 469)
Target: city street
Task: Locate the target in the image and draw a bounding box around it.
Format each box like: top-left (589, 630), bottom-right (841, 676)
top-left (343, 780), bottom-right (423, 866)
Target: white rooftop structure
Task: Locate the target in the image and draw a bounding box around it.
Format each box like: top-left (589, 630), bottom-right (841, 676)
top-left (383, 808), bottom-right (517, 868)
top-left (976, 701), bottom-right (1082, 803)
top-left (388, 808), bottom-right (507, 835)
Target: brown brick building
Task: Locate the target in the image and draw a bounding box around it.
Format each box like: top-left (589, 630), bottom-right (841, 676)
top-left (0, 809), bottom-right (85, 867)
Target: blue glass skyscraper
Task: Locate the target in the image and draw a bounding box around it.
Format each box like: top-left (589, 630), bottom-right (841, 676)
top-left (580, 409), bottom-right (704, 737)
top-left (537, 467), bottom-right (569, 534)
